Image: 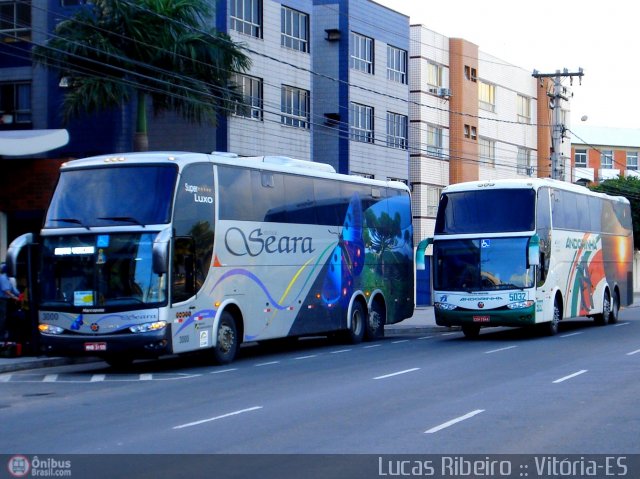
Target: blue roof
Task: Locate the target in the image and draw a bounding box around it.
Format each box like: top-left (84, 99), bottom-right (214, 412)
top-left (571, 125), bottom-right (640, 148)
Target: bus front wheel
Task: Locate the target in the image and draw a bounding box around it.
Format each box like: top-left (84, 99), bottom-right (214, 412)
top-left (542, 297), bottom-right (561, 336)
top-left (462, 324), bottom-right (480, 338)
top-left (213, 311), bottom-right (238, 364)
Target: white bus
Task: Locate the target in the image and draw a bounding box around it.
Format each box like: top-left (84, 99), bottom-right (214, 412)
top-left (417, 178), bottom-right (633, 337)
top-left (8, 152), bottom-right (414, 366)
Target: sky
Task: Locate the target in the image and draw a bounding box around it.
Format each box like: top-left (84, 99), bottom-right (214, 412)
top-left (375, 0), bottom-right (638, 130)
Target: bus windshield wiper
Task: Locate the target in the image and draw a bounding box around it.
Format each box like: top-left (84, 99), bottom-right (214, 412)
top-left (50, 217), bottom-right (90, 230)
top-left (97, 216), bottom-right (145, 227)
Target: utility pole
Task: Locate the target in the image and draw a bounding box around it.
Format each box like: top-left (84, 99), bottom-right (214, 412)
top-left (532, 68), bottom-right (584, 181)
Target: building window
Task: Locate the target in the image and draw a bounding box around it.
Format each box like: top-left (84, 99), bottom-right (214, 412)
top-left (0, 81), bottom-right (31, 125)
top-left (575, 148), bottom-right (587, 167)
top-left (230, 0), bottom-right (262, 38)
top-left (464, 65), bottom-right (477, 82)
top-left (232, 74), bottom-right (263, 120)
top-left (627, 151), bottom-right (638, 171)
top-left (478, 81), bottom-right (495, 112)
top-left (0, 0), bottom-right (30, 41)
top-left (281, 85), bottom-right (309, 128)
top-left (601, 150), bottom-right (613, 169)
top-left (350, 102), bottom-right (374, 143)
top-left (426, 124), bottom-right (443, 158)
top-left (386, 112), bottom-right (408, 149)
top-left (281, 6), bottom-right (309, 53)
top-left (517, 147), bottom-right (532, 175)
top-left (517, 94), bottom-right (531, 123)
top-left (479, 137), bottom-right (496, 167)
top-left (427, 62), bottom-right (443, 91)
top-left (352, 171), bottom-right (374, 179)
top-left (464, 124), bottom-right (477, 140)
top-left (350, 32), bottom-right (373, 74)
top-left (426, 185), bottom-right (442, 217)
top-left (387, 45), bottom-right (407, 84)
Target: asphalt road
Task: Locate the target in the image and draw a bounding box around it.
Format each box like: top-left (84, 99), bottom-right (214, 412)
top-left (1, 309), bottom-right (639, 463)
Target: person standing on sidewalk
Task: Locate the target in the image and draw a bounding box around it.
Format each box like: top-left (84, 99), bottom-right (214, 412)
top-left (0, 262), bottom-right (20, 341)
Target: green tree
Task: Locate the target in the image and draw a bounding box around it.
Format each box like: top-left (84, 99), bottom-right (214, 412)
top-left (590, 176), bottom-right (640, 249)
top-left (32, 0), bottom-right (250, 151)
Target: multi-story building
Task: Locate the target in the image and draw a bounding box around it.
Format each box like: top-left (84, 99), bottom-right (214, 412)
top-left (408, 25), bottom-right (566, 242)
top-left (0, 0), bottom-right (410, 256)
top-left (570, 125), bottom-right (640, 185)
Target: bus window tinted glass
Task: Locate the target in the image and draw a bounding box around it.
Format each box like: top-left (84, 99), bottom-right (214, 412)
top-left (218, 166), bottom-right (253, 221)
top-left (45, 165), bottom-right (177, 228)
top-left (435, 189), bottom-right (535, 234)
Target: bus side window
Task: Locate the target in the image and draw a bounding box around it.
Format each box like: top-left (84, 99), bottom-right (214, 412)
top-left (536, 187), bottom-right (552, 284)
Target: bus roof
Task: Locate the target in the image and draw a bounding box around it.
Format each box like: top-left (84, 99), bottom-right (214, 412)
top-left (60, 151), bottom-right (410, 193)
top-left (442, 178), bottom-right (629, 204)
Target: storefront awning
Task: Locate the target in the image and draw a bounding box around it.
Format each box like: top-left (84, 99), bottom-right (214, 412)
top-left (0, 129), bottom-right (69, 156)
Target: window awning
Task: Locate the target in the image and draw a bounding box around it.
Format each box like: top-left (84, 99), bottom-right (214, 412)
top-left (0, 129), bottom-right (69, 156)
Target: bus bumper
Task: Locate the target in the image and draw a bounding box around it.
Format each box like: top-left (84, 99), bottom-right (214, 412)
top-left (434, 305), bottom-right (536, 328)
top-left (39, 327), bottom-right (172, 358)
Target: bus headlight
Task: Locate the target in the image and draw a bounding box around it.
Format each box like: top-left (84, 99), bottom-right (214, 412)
top-left (39, 324), bottom-right (64, 335)
top-left (129, 321), bottom-right (167, 334)
top-left (506, 300), bottom-right (535, 310)
top-left (434, 302), bottom-right (457, 311)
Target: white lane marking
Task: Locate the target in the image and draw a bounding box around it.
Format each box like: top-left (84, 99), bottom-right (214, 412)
top-left (90, 374), bottom-right (106, 382)
top-left (425, 409), bottom-right (485, 434)
top-left (363, 344), bottom-right (381, 349)
top-left (418, 336), bottom-right (433, 340)
top-left (485, 345), bottom-right (517, 354)
top-left (553, 369), bottom-right (588, 384)
top-left (209, 368), bottom-right (238, 375)
top-left (560, 332), bottom-right (583, 338)
top-left (140, 374), bottom-right (153, 381)
top-left (330, 349), bottom-right (352, 354)
top-left (255, 361), bottom-right (280, 367)
top-left (374, 368), bottom-right (420, 380)
top-left (392, 340), bottom-right (409, 344)
top-left (626, 349), bottom-right (640, 356)
top-left (43, 374), bottom-right (58, 382)
top-left (295, 355), bottom-right (317, 360)
top-left (173, 406), bottom-right (263, 430)
top-left (442, 332), bottom-right (457, 336)
top-left (614, 322), bottom-right (630, 327)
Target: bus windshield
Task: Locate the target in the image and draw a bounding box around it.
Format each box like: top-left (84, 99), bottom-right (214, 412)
top-left (45, 165), bottom-right (177, 228)
top-left (40, 233), bottom-right (167, 310)
top-left (433, 238), bottom-right (534, 292)
top-left (435, 189), bottom-right (535, 234)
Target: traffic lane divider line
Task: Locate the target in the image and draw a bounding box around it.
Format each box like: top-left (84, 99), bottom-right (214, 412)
top-left (424, 409), bottom-right (485, 434)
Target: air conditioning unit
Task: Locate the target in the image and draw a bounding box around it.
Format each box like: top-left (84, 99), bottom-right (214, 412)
top-left (438, 88), bottom-right (452, 98)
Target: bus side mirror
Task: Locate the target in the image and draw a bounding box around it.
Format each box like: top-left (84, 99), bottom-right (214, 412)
top-left (416, 238), bottom-right (433, 271)
top-left (528, 234), bottom-right (540, 267)
top-left (6, 233), bottom-right (33, 277)
top-left (152, 228), bottom-right (172, 275)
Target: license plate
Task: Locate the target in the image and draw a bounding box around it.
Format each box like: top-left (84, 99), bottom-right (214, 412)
top-left (84, 342), bottom-right (107, 352)
top-left (473, 315), bottom-right (490, 323)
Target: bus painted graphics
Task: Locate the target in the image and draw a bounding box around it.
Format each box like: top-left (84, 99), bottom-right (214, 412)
top-left (417, 178), bottom-right (632, 338)
top-left (8, 152), bottom-right (414, 366)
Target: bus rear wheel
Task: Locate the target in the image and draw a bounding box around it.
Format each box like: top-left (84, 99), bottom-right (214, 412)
top-left (213, 311), bottom-right (238, 364)
top-left (594, 291), bottom-right (611, 326)
top-left (344, 301), bottom-right (365, 344)
top-left (609, 290), bottom-right (620, 324)
top-left (365, 300), bottom-right (385, 341)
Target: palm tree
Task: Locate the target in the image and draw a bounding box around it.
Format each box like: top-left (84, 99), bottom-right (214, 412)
top-left (32, 0), bottom-right (250, 151)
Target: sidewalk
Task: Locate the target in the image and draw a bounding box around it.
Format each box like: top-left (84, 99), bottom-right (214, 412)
top-left (0, 306), bottom-right (444, 374)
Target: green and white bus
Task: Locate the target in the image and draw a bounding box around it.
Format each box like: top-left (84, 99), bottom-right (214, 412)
top-left (417, 178), bottom-right (633, 337)
top-left (8, 152), bottom-right (414, 366)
